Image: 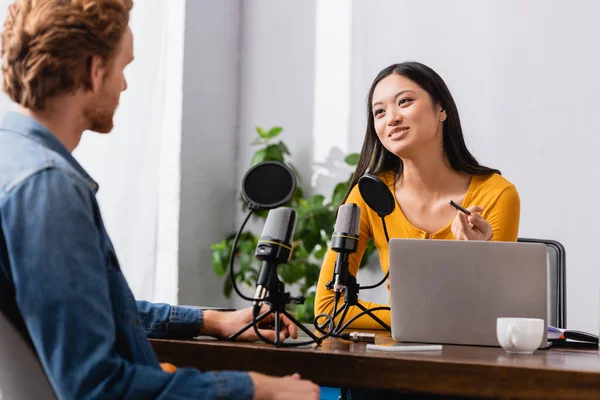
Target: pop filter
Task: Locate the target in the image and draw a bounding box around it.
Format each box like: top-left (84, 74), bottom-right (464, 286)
top-left (356, 173), bottom-right (394, 298)
top-left (241, 161), bottom-right (297, 210)
top-left (357, 174), bottom-right (395, 217)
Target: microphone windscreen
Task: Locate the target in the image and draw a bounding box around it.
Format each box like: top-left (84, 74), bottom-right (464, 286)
top-left (335, 203), bottom-right (361, 236)
top-left (242, 162), bottom-right (296, 209)
top-left (358, 174), bottom-right (395, 216)
top-left (261, 207), bottom-right (296, 245)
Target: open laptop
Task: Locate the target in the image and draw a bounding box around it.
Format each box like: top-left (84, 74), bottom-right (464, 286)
top-left (389, 239), bottom-right (548, 347)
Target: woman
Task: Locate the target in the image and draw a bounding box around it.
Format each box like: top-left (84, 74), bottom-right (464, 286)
top-left (315, 61), bottom-right (520, 330)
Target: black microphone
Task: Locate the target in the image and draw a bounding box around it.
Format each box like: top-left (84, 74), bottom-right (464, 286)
top-left (253, 207), bottom-right (296, 313)
top-left (330, 203), bottom-right (360, 302)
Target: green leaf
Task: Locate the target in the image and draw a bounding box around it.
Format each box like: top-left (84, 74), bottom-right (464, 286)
top-left (291, 243), bottom-right (310, 260)
top-left (304, 264), bottom-right (321, 289)
top-left (239, 250), bottom-right (258, 274)
top-left (265, 126), bottom-right (284, 139)
top-left (278, 263), bottom-right (305, 285)
top-left (307, 194), bottom-right (325, 207)
top-left (251, 148), bottom-right (267, 165)
top-left (331, 181), bottom-right (348, 209)
top-left (314, 245), bottom-right (327, 260)
top-left (253, 209), bottom-right (269, 220)
top-left (211, 239), bottom-right (235, 277)
top-left (256, 126), bottom-right (268, 138)
top-left (223, 276), bottom-right (233, 297)
top-left (289, 186), bottom-right (304, 208)
top-left (292, 291), bottom-right (315, 322)
top-left (277, 141), bottom-right (290, 155)
top-left (264, 144), bottom-right (285, 163)
top-left (359, 240), bottom-right (377, 269)
top-left (239, 237), bottom-right (258, 256)
top-left (344, 153), bottom-right (360, 166)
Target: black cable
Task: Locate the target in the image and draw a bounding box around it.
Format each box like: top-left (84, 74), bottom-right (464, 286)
top-left (251, 310), bottom-right (335, 347)
top-left (359, 216), bottom-right (390, 290)
top-left (314, 297), bottom-right (341, 335)
top-left (229, 209), bottom-right (262, 302)
top-left (381, 215), bottom-right (390, 243)
top-left (336, 306), bottom-right (390, 333)
top-left (314, 304), bottom-right (390, 338)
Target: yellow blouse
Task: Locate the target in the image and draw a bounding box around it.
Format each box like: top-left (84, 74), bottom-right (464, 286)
top-left (315, 172), bottom-right (520, 329)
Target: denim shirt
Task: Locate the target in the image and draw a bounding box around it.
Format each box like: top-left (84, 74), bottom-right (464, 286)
top-left (0, 112), bottom-right (253, 400)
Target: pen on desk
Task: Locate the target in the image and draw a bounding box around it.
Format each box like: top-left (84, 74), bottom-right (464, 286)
top-left (448, 200), bottom-right (471, 215)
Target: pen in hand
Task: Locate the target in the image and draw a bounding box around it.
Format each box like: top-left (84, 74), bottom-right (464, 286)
top-left (448, 200), bottom-right (471, 215)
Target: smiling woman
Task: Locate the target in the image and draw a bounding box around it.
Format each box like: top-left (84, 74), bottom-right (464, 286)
top-left (316, 61), bottom-right (521, 399)
top-left (315, 61), bottom-right (521, 333)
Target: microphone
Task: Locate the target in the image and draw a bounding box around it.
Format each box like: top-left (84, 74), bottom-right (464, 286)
top-left (253, 207), bottom-right (297, 313)
top-left (330, 203), bottom-right (360, 302)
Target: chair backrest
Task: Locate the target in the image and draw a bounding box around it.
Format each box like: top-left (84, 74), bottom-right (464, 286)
top-left (518, 238), bottom-right (566, 328)
top-left (0, 312), bottom-right (57, 400)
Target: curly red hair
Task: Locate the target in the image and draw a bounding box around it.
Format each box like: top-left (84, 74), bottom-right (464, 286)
top-left (1, 0), bottom-right (133, 110)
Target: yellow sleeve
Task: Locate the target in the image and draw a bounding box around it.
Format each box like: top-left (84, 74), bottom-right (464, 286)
top-left (486, 185), bottom-right (520, 242)
top-left (314, 185), bottom-right (391, 330)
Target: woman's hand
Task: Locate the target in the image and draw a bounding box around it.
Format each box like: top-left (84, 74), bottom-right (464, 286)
top-left (451, 206), bottom-right (493, 241)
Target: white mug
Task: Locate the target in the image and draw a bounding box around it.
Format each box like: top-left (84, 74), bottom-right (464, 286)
top-left (496, 317), bottom-right (544, 354)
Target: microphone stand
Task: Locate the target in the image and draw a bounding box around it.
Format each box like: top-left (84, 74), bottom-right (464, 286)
top-left (229, 270), bottom-right (324, 347)
top-left (328, 274), bottom-right (391, 333)
top-left (228, 209), bottom-right (333, 347)
top-left (318, 215), bottom-right (392, 335)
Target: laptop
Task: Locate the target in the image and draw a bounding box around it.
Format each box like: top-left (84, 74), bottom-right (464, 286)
top-left (389, 239), bottom-right (548, 347)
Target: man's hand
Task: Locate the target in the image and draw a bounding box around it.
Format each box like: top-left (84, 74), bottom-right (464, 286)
top-left (451, 206), bottom-right (493, 241)
top-left (250, 372), bottom-right (319, 400)
top-left (201, 305), bottom-right (299, 342)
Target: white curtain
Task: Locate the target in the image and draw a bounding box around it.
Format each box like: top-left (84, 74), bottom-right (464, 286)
top-left (74, 0), bottom-right (184, 303)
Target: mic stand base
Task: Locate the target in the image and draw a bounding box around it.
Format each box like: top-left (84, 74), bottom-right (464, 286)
top-left (325, 275), bottom-right (391, 334)
top-left (228, 281), bottom-right (323, 347)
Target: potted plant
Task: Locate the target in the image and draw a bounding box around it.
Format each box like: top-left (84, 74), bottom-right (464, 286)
top-left (210, 126), bottom-right (375, 322)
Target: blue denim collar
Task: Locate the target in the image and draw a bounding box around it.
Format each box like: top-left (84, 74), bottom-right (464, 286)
top-left (0, 111), bottom-right (99, 193)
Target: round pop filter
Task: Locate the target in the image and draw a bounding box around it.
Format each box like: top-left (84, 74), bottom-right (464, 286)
top-left (357, 174), bottom-right (395, 217)
top-left (242, 161), bottom-right (297, 210)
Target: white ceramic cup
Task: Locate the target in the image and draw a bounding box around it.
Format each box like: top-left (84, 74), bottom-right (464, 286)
top-left (496, 317), bottom-right (544, 354)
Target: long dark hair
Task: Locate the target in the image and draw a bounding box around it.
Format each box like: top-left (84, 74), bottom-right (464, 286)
top-left (341, 61), bottom-right (500, 206)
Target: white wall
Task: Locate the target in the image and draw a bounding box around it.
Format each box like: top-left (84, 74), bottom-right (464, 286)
top-left (348, 0), bottom-right (600, 332)
top-left (178, 0), bottom-right (242, 307)
top-left (237, 0), bottom-right (317, 189)
top-left (230, 0), bottom-right (318, 308)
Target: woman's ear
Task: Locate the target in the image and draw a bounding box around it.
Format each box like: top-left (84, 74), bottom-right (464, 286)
top-left (440, 107), bottom-right (447, 122)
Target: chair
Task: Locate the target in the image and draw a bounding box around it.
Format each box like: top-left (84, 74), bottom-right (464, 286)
top-left (0, 311), bottom-right (57, 400)
top-left (518, 238), bottom-right (566, 328)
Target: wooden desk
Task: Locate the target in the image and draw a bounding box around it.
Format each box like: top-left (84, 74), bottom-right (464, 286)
top-left (150, 331), bottom-right (600, 399)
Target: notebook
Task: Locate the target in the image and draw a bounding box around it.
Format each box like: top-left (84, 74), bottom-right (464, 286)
top-left (548, 326), bottom-right (598, 348)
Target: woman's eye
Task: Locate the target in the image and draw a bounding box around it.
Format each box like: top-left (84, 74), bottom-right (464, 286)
top-left (398, 98), bottom-right (413, 106)
top-left (374, 109), bottom-right (384, 116)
